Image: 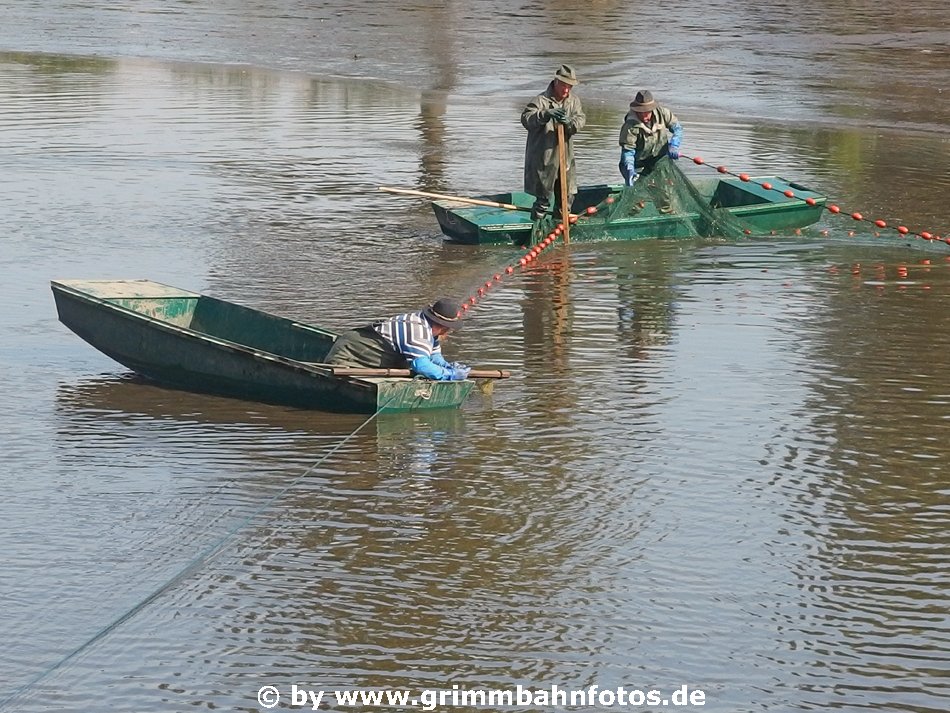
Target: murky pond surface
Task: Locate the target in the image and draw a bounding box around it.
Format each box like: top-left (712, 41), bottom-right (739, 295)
top-left (0, 3), bottom-right (948, 712)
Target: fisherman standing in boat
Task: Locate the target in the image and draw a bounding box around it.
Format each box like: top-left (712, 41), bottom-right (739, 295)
top-left (521, 64), bottom-right (587, 221)
top-left (324, 298), bottom-right (471, 380)
top-left (618, 89), bottom-right (683, 213)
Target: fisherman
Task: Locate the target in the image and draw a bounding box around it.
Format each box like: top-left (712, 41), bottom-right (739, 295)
top-left (324, 298), bottom-right (471, 380)
top-left (521, 64), bottom-right (587, 221)
top-left (618, 89), bottom-right (684, 213)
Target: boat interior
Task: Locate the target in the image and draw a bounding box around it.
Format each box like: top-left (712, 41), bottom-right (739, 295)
top-left (53, 280), bottom-right (337, 363)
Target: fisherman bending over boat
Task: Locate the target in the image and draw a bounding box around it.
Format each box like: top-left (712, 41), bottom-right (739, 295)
top-left (521, 64), bottom-right (587, 221)
top-left (619, 89), bottom-right (683, 214)
top-left (324, 298), bottom-right (471, 380)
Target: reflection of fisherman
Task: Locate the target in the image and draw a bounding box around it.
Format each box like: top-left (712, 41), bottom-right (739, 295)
top-left (324, 298), bottom-right (471, 380)
top-left (618, 90), bottom-right (683, 213)
top-left (521, 64), bottom-right (587, 221)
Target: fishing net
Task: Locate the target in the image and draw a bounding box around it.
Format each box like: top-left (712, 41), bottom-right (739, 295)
top-left (814, 220), bottom-right (950, 254)
top-left (532, 158), bottom-right (752, 244)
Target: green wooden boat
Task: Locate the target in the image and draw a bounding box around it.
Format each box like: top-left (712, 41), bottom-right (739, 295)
top-left (431, 175), bottom-right (826, 245)
top-left (50, 279), bottom-right (476, 414)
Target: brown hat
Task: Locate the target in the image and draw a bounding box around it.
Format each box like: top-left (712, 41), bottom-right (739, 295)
top-left (630, 90), bottom-right (656, 112)
top-left (422, 298), bottom-right (463, 330)
top-left (554, 64), bottom-right (579, 86)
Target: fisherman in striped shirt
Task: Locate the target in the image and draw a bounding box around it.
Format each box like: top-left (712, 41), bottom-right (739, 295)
top-left (324, 298), bottom-right (471, 380)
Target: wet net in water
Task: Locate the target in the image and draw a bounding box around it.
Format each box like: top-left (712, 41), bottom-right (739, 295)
top-left (534, 159), bottom-right (752, 243)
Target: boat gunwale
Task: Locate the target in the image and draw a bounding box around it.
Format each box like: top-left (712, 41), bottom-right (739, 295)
top-left (433, 176), bottom-right (827, 243)
top-left (50, 280), bottom-right (392, 387)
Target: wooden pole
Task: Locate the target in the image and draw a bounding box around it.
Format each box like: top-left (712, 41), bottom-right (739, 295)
top-left (331, 367), bottom-right (511, 379)
top-left (556, 123), bottom-right (571, 244)
top-left (379, 186), bottom-right (530, 212)
top-left (380, 185), bottom-right (577, 219)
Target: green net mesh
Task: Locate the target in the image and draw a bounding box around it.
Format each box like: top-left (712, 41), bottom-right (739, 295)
top-left (531, 159), bottom-right (753, 244)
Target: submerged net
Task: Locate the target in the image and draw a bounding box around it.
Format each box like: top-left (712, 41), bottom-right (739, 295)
top-left (533, 158), bottom-right (753, 243)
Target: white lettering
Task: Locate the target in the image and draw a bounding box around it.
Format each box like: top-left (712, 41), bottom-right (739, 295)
top-left (291, 685), bottom-right (307, 706)
top-left (673, 684), bottom-right (689, 705)
top-left (267, 682), bottom-right (708, 709)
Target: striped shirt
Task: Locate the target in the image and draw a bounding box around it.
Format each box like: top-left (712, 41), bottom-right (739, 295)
top-left (374, 311), bottom-right (444, 361)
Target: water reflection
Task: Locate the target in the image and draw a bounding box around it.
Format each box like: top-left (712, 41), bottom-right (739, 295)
top-left (612, 245), bottom-right (679, 362)
top-left (520, 253), bottom-right (575, 374)
top-left (2, 12), bottom-right (950, 711)
top-left (765, 246), bottom-right (950, 705)
top-left (51, 374), bottom-right (471, 464)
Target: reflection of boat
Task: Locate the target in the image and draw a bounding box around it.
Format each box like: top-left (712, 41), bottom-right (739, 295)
top-left (432, 174), bottom-right (826, 245)
top-left (51, 279), bottom-right (474, 414)
top-left (54, 374), bottom-right (465, 438)
top-left (54, 374), bottom-right (365, 432)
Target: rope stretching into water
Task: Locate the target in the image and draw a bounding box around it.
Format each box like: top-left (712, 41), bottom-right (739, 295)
top-left (0, 399), bottom-right (397, 711)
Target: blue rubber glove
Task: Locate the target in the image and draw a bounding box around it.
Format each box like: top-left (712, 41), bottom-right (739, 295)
top-left (410, 355), bottom-right (445, 380)
top-left (430, 350), bottom-right (451, 368)
top-left (447, 365), bottom-right (471, 381)
top-left (620, 148), bottom-right (638, 185)
top-left (668, 122), bottom-right (683, 160)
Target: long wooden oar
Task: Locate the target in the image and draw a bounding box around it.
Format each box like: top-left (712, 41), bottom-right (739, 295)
top-left (379, 186), bottom-right (531, 212)
top-left (331, 367), bottom-right (510, 379)
top-left (556, 123), bottom-right (571, 244)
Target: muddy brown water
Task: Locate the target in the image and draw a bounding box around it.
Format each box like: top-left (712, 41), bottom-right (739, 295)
top-left (0, 3), bottom-right (948, 711)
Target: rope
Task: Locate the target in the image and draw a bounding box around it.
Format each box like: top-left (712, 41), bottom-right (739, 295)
top-left (0, 399), bottom-right (397, 711)
top-left (456, 146), bottom-right (948, 318)
top-left (682, 153), bottom-right (946, 246)
top-left (457, 223), bottom-right (574, 318)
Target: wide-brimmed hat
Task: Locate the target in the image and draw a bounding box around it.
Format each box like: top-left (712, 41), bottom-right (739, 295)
top-left (554, 64), bottom-right (579, 86)
top-left (423, 298), bottom-right (463, 330)
top-left (630, 89), bottom-right (657, 112)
